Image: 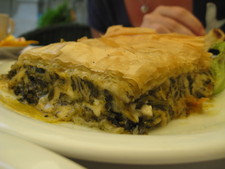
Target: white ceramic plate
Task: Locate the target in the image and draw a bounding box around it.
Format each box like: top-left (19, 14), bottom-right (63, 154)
top-left (0, 46), bottom-right (25, 59)
top-left (0, 46), bottom-right (38, 59)
top-left (0, 131), bottom-right (86, 169)
top-left (0, 60), bottom-right (225, 165)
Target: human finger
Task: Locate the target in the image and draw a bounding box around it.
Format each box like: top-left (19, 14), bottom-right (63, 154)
top-left (141, 13), bottom-right (195, 35)
top-left (140, 21), bottom-right (171, 34)
top-left (153, 6), bottom-right (205, 35)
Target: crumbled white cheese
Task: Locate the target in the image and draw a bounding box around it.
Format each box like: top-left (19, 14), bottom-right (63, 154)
top-left (84, 99), bottom-right (103, 117)
top-left (141, 105), bottom-right (153, 117)
top-left (55, 105), bottom-right (75, 120)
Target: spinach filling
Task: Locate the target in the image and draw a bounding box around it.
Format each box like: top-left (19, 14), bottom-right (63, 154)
top-left (7, 65), bottom-right (214, 134)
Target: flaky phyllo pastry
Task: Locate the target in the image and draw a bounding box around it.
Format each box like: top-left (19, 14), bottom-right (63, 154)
top-left (2, 26), bottom-right (225, 134)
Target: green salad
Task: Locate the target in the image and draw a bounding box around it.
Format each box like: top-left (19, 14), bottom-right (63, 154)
top-left (210, 41), bottom-right (225, 95)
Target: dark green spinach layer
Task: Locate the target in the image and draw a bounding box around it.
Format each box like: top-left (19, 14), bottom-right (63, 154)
top-left (7, 64), bottom-right (214, 134)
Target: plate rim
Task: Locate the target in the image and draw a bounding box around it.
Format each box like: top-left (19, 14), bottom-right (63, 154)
top-left (0, 131), bottom-right (86, 169)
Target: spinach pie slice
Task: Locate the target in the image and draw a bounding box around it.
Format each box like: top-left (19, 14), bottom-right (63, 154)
top-left (3, 26), bottom-right (218, 134)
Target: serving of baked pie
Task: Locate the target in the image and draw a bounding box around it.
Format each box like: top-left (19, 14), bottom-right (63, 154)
top-left (1, 26), bottom-right (225, 134)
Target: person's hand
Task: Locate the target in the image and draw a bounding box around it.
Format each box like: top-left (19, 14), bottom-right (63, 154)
top-left (140, 6), bottom-right (205, 36)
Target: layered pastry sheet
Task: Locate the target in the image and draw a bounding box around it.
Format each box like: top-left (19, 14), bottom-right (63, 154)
top-left (2, 26), bottom-right (217, 134)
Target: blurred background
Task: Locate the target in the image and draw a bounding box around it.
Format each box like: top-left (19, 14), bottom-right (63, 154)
top-left (0, 0), bottom-right (90, 45)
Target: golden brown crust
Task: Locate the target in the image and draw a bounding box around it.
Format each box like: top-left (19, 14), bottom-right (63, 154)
top-left (19, 26), bottom-right (212, 95)
top-left (204, 28), bottom-right (225, 50)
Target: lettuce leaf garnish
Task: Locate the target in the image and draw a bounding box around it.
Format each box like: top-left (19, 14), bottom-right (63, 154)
top-left (210, 41), bottom-right (225, 95)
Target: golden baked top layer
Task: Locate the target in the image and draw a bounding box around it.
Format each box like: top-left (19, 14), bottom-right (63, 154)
top-left (18, 26), bottom-right (212, 92)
